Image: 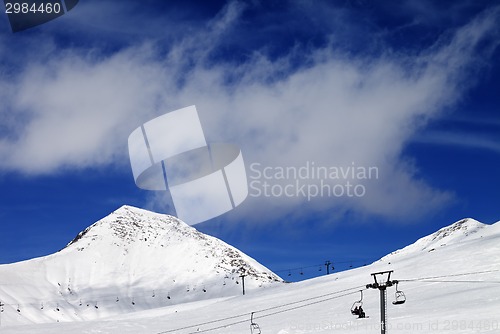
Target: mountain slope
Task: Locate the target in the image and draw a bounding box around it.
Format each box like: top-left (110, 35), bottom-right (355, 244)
top-left (2, 215), bottom-right (499, 333)
top-left (0, 205), bottom-right (282, 326)
top-left (3, 217), bottom-right (499, 333)
top-left (380, 218), bottom-right (488, 261)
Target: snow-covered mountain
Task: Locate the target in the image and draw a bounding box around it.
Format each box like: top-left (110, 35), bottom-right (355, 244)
top-left (380, 218), bottom-right (489, 261)
top-left (0, 205), bottom-right (282, 326)
top-left (2, 215), bottom-right (500, 333)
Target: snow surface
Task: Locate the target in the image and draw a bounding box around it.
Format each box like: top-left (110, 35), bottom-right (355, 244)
top-left (379, 218), bottom-right (487, 261)
top-left (0, 205), bottom-right (281, 327)
top-left (1, 212), bottom-right (500, 333)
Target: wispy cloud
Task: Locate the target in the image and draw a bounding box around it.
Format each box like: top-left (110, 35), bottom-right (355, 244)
top-left (0, 2), bottom-right (498, 224)
top-left (414, 131), bottom-right (500, 154)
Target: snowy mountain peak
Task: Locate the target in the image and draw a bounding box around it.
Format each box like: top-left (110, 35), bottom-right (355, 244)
top-left (0, 206), bottom-right (282, 326)
top-left (381, 218), bottom-right (487, 260)
top-left (426, 218), bottom-right (485, 244)
top-left (63, 205), bottom-right (280, 283)
top-left (66, 205), bottom-right (187, 248)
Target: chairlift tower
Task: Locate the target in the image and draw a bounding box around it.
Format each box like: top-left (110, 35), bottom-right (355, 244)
top-left (240, 273), bottom-right (247, 295)
top-left (324, 260), bottom-right (333, 275)
top-left (238, 267), bottom-right (247, 296)
top-left (366, 270), bottom-right (398, 334)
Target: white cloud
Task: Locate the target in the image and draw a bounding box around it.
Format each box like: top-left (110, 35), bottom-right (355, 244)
top-left (0, 2), bottom-right (498, 223)
top-left (414, 131), bottom-right (500, 154)
top-left (1, 45), bottom-right (165, 173)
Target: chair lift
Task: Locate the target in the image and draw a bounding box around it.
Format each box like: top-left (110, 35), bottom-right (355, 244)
top-left (392, 283), bottom-right (406, 305)
top-left (350, 290), bottom-right (363, 316)
top-left (250, 312), bottom-right (262, 334)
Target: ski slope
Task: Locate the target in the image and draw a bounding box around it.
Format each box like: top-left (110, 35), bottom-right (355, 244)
top-left (1, 213), bottom-right (500, 333)
top-left (0, 206), bottom-right (281, 327)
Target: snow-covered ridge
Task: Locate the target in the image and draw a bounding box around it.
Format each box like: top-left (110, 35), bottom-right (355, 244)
top-left (63, 206), bottom-right (272, 279)
top-left (63, 205), bottom-right (281, 282)
top-left (380, 218), bottom-right (487, 261)
top-left (3, 215), bottom-right (500, 334)
top-left (0, 205), bottom-right (282, 326)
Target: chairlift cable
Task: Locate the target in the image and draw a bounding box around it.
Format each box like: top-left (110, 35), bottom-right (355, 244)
top-left (399, 269), bottom-right (500, 282)
top-left (253, 285), bottom-right (366, 315)
top-left (157, 312), bottom-right (250, 334)
top-left (256, 290), bottom-right (361, 321)
top-left (401, 279), bottom-right (500, 284)
top-left (186, 318), bottom-right (249, 334)
top-left (157, 285), bottom-right (366, 334)
top-left (185, 290), bottom-right (362, 334)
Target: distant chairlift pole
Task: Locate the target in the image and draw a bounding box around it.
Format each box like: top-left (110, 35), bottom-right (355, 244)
top-left (240, 273), bottom-right (247, 295)
top-left (324, 260), bottom-right (334, 275)
top-left (366, 270), bottom-right (399, 334)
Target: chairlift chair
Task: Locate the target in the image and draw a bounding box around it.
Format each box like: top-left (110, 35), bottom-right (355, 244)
top-left (350, 290), bottom-right (363, 316)
top-left (392, 283), bottom-right (406, 305)
top-left (250, 312), bottom-right (262, 334)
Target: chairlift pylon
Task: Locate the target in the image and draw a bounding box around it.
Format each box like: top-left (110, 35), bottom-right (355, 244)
top-left (250, 312), bottom-right (262, 334)
top-left (392, 282), bottom-right (406, 305)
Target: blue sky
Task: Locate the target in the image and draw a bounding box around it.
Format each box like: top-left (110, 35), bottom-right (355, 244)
top-left (0, 0), bottom-right (499, 281)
